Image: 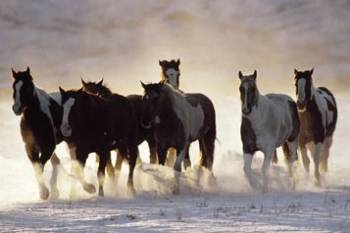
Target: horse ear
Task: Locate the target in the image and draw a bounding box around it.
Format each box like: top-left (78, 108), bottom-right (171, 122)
top-left (97, 78), bottom-right (104, 86)
top-left (159, 60), bottom-right (163, 66)
top-left (26, 66), bottom-right (30, 74)
top-left (294, 69), bottom-right (298, 75)
top-left (140, 81), bottom-right (147, 89)
top-left (176, 58), bottom-right (181, 66)
top-left (59, 86), bottom-right (66, 95)
top-left (238, 71), bottom-right (243, 80)
top-left (11, 68), bottom-right (17, 78)
top-left (310, 68), bottom-right (314, 76)
top-left (253, 70), bottom-right (257, 80)
top-left (81, 78), bottom-right (87, 86)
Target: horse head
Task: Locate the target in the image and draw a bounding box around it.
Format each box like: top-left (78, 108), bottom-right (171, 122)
top-left (159, 59), bottom-right (181, 88)
top-left (294, 68), bottom-right (314, 111)
top-left (238, 70), bottom-right (258, 115)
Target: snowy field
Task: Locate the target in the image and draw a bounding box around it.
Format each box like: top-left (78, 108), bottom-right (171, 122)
top-left (1, 0), bottom-right (350, 232)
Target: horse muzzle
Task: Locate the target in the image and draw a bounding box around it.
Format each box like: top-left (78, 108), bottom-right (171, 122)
top-left (140, 118), bottom-right (152, 129)
top-left (242, 107), bottom-right (251, 115)
top-left (296, 101), bottom-right (306, 112)
top-left (60, 124), bottom-right (72, 137)
top-left (12, 104), bottom-right (23, 116)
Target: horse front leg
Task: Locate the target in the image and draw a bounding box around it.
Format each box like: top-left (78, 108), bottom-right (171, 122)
top-left (308, 142), bottom-right (323, 186)
top-left (299, 145), bottom-right (310, 173)
top-left (127, 145), bottom-right (139, 195)
top-left (262, 149), bottom-right (274, 193)
top-left (106, 153), bottom-right (115, 182)
top-left (26, 144), bottom-right (49, 200)
top-left (69, 146), bottom-right (96, 194)
top-left (49, 152), bottom-right (61, 199)
top-left (97, 151), bottom-right (108, 197)
top-left (243, 153), bottom-right (259, 190)
top-left (173, 144), bottom-right (188, 194)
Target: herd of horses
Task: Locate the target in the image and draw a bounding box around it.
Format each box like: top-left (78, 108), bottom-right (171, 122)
top-left (11, 59), bottom-right (338, 200)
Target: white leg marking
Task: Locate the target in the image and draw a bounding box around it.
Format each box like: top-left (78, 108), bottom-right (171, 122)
top-left (262, 150), bottom-right (273, 192)
top-left (61, 98), bottom-right (75, 137)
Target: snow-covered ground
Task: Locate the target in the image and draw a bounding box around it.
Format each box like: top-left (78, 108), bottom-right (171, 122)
top-left (1, 0), bottom-right (350, 232)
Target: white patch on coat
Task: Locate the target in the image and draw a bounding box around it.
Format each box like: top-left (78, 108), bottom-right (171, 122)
top-left (49, 92), bottom-right (62, 105)
top-left (165, 68), bottom-right (179, 88)
top-left (162, 84), bottom-right (204, 140)
top-left (34, 87), bottom-right (56, 128)
top-left (60, 98), bottom-right (75, 137)
top-left (244, 92), bottom-right (295, 154)
top-left (13, 81), bottom-right (23, 113)
top-left (297, 79), bottom-right (306, 103)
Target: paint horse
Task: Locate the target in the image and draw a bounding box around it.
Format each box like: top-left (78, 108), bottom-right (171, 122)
top-left (59, 87), bottom-right (139, 196)
top-left (141, 82), bottom-right (216, 193)
top-left (238, 70), bottom-right (300, 192)
top-left (294, 68), bottom-right (337, 186)
top-left (81, 79), bottom-right (157, 175)
top-left (11, 67), bottom-right (62, 200)
top-left (159, 59), bottom-right (181, 89)
top-left (159, 59), bottom-right (193, 169)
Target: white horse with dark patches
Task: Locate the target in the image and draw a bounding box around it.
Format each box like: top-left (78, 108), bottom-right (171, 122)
top-left (238, 70), bottom-right (300, 192)
top-left (11, 67), bottom-right (63, 200)
top-left (294, 68), bottom-right (337, 186)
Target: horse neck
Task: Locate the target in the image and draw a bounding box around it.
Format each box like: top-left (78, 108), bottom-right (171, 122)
top-left (98, 87), bottom-right (112, 97)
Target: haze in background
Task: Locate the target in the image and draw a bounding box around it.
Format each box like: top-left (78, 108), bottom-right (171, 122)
top-left (0, 0), bottom-right (349, 98)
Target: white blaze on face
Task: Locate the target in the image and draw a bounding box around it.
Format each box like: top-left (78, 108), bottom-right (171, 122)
top-left (165, 68), bottom-right (179, 88)
top-left (13, 81), bottom-right (23, 114)
top-left (60, 97), bottom-right (75, 137)
top-left (297, 79), bottom-right (306, 103)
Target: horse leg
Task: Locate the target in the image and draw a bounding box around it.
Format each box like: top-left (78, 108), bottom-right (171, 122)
top-left (49, 152), bottom-right (60, 199)
top-left (299, 145), bottom-right (310, 173)
top-left (173, 144), bottom-right (188, 194)
top-left (320, 136), bottom-right (332, 173)
top-left (283, 140), bottom-right (298, 190)
top-left (166, 148), bottom-right (176, 167)
top-left (157, 145), bottom-right (168, 166)
top-left (26, 144), bottom-right (49, 200)
top-left (308, 143), bottom-right (323, 186)
top-left (97, 151), bottom-right (108, 197)
top-left (262, 149), bottom-right (273, 193)
top-left (199, 132), bottom-right (215, 171)
top-left (69, 146), bottom-right (96, 194)
top-left (272, 150), bottom-right (278, 164)
top-left (243, 153), bottom-right (259, 190)
top-left (183, 145), bottom-right (191, 170)
top-left (127, 145), bottom-right (138, 195)
top-left (114, 149), bottom-right (123, 186)
top-left (147, 138), bottom-right (158, 164)
top-left (106, 152), bottom-right (115, 181)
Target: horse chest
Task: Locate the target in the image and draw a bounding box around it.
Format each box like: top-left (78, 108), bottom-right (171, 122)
top-left (299, 100), bottom-right (325, 144)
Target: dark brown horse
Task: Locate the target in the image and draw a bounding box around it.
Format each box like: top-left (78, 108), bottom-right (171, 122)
top-left (59, 87), bottom-right (139, 196)
top-left (81, 79), bottom-right (157, 179)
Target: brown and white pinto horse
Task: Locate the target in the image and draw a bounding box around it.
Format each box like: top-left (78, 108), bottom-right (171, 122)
top-left (11, 67), bottom-right (63, 200)
top-left (294, 68), bottom-right (337, 186)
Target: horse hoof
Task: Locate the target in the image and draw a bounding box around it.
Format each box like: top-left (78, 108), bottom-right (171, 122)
top-left (50, 187), bottom-right (60, 199)
top-left (127, 186), bottom-right (136, 197)
top-left (40, 186), bottom-right (50, 200)
top-left (172, 185), bottom-right (180, 195)
top-left (83, 183), bottom-right (96, 194)
top-left (98, 187), bottom-right (104, 197)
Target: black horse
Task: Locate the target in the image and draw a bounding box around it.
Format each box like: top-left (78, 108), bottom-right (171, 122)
top-left (59, 87), bottom-right (139, 196)
top-left (141, 81), bottom-right (216, 193)
top-left (81, 79), bottom-right (157, 176)
top-left (11, 67), bottom-right (63, 200)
